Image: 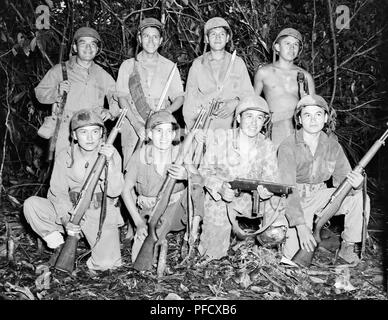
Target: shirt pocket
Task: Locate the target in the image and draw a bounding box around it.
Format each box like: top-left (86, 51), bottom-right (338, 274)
top-left (229, 72), bottom-right (241, 90)
top-left (325, 160), bottom-right (337, 176)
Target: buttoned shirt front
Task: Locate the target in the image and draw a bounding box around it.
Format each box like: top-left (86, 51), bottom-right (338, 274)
top-left (183, 51), bottom-right (254, 130)
top-left (116, 51), bottom-right (184, 110)
top-left (278, 129), bottom-right (352, 226)
top-left (35, 55), bottom-right (119, 116)
top-left (47, 145), bottom-right (124, 224)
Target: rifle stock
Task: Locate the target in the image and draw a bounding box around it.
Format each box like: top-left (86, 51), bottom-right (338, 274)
top-left (133, 178), bottom-right (176, 271)
top-left (54, 107), bottom-right (128, 273)
top-left (292, 128), bottom-right (388, 267)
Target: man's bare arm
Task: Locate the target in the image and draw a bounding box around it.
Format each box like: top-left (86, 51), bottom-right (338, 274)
top-left (305, 72), bottom-right (315, 94)
top-left (254, 67), bottom-right (265, 95)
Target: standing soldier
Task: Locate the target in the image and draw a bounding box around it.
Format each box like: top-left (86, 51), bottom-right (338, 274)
top-left (198, 95), bottom-right (288, 261)
top-left (35, 27), bottom-right (119, 154)
top-left (183, 17), bottom-right (254, 131)
top-left (116, 17), bottom-right (184, 168)
top-left (254, 28), bottom-right (315, 147)
top-left (278, 94), bottom-right (370, 265)
top-left (23, 109), bottom-right (124, 271)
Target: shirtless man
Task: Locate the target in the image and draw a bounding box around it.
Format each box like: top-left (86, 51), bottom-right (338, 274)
top-left (254, 28), bottom-right (315, 147)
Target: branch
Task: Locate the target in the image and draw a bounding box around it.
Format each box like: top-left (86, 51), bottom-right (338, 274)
top-left (0, 62), bottom-right (11, 199)
top-left (311, 0), bottom-right (317, 75)
top-left (337, 98), bottom-right (383, 112)
top-left (327, 0), bottom-right (337, 108)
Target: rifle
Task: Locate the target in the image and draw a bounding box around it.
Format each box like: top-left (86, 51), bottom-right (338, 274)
top-left (133, 106), bottom-right (207, 271)
top-left (192, 99), bottom-right (221, 167)
top-left (229, 178), bottom-right (294, 217)
top-left (292, 128), bottom-right (388, 267)
top-left (54, 106), bottom-right (129, 273)
top-left (48, 63), bottom-right (68, 162)
top-left (297, 71), bottom-right (309, 99)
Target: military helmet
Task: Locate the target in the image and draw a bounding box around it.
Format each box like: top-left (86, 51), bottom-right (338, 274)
top-left (273, 27), bottom-right (303, 46)
top-left (235, 95), bottom-right (270, 116)
top-left (272, 27), bottom-right (303, 61)
top-left (295, 94), bottom-right (330, 115)
top-left (70, 109), bottom-right (104, 132)
top-left (145, 110), bottom-right (178, 130)
top-left (204, 17), bottom-right (232, 42)
top-left (73, 27), bottom-right (102, 43)
top-left (138, 17), bottom-right (163, 32)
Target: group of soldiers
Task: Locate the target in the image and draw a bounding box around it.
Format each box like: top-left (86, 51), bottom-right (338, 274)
top-left (23, 16), bottom-right (369, 273)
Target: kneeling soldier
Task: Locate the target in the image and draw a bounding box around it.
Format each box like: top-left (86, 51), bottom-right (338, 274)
top-left (198, 95), bottom-right (288, 261)
top-left (278, 94), bottom-right (370, 265)
top-left (24, 109), bottom-right (124, 271)
top-left (121, 110), bottom-right (203, 268)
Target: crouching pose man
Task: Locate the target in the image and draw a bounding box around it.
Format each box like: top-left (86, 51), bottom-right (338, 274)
top-left (24, 109), bottom-right (124, 271)
top-left (198, 95), bottom-right (288, 261)
top-left (121, 110), bottom-right (203, 265)
top-left (278, 94), bottom-right (370, 265)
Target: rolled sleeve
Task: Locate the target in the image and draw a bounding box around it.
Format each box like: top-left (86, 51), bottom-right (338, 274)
top-left (35, 64), bottom-right (62, 104)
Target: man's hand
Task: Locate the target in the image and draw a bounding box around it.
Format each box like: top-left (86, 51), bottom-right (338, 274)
top-left (135, 220), bottom-right (148, 242)
top-left (99, 143), bottom-right (115, 161)
top-left (347, 171), bottom-right (364, 190)
top-left (58, 80), bottom-right (71, 96)
top-left (214, 99), bottom-right (238, 119)
top-left (257, 185), bottom-right (273, 200)
top-left (137, 196), bottom-right (156, 209)
top-left (100, 109), bottom-right (113, 121)
top-left (219, 182), bottom-right (235, 202)
top-left (168, 164), bottom-right (188, 180)
top-left (296, 224), bottom-right (317, 252)
top-left (65, 221), bottom-right (81, 237)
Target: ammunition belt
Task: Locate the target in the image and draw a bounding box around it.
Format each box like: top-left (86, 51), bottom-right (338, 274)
top-left (297, 182), bottom-right (326, 198)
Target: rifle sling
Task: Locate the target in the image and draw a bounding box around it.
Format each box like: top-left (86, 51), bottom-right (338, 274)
top-left (95, 161), bottom-right (109, 244)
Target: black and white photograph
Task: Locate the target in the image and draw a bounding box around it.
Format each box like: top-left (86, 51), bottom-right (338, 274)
top-left (0, 0), bottom-right (387, 310)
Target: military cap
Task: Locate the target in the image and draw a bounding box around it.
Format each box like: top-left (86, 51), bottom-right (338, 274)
top-left (70, 109), bottom-right (104, 132)
top-left (235, 95), bottom-right (270, 116)
top-left (296, 94), bottom-right (330, 114)
top-left (145, 110), bottom-right (178, 130)
top-left (204, 17), bottom-right (232, 40)
top-left (73, 27), bottom-right (101, 43)
top-left (273, 27), bottom-right (303, 46)
top-left (138, 17), bottom-right (163, 32)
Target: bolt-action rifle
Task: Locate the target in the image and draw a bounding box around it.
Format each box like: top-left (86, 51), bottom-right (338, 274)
top-left (54, 106), bottom-right (129, 273)
top-left (297, 71), bottom-right (309, 99)
top-left (133, 106), bottom-right (208, 271)
top-left (292, 128), bottom-right (388, 267)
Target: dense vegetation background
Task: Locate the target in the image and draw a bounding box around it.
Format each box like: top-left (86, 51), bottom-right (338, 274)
top-left (0, 0), bottom-right (387, 301)
top-left (0, 0), bottom-right (387, 198)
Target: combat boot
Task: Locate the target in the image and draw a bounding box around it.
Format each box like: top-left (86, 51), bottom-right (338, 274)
top-left (338, 241), bottom-right (360, 264)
